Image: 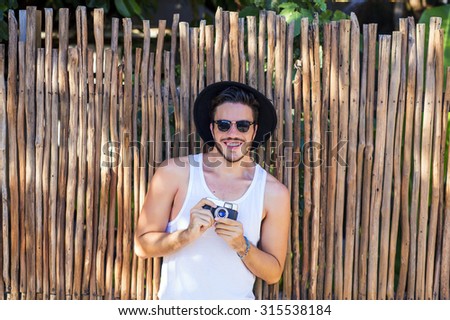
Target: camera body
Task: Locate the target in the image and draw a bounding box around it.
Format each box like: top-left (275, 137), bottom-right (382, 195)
top-left (202, 197), bottom-right (239, 220)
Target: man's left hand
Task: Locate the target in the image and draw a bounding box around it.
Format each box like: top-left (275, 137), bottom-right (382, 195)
top-left (214, 218), bottom-right (247, 255)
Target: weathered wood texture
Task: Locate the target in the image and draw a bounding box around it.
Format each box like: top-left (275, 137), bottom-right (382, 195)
top-left (0, 7), bottom-right (448, 300)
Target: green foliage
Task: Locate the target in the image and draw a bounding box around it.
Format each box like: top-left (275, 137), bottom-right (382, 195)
top-left (114, 0), bottom-right (158, 20)
top-left (418, 4), bottom-right (450, 84)
top-left (0, 0), bottom-right (18, 41)
top-left (238, 0), bottom-right (347, 37)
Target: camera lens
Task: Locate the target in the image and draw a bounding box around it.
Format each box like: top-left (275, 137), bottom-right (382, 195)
top-left (216, 208), bottom-right (228, 218)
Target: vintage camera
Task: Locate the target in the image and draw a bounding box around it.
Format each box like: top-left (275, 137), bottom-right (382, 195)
top-left (202, 197), bottom-right (239, 220)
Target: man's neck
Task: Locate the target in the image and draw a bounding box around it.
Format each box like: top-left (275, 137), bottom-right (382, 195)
top-left (203, 150), bottom-right (256, 177)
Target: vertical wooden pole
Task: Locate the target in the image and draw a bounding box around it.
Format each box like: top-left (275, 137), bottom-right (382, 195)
top-left (367, 35), bottom-right (391, 300)
top-left (114, 62), bottom-right (124, 300)
top-left (83, 48), bottom-right (95, 300)
top-left (441, 67), bottom-right (450, 299)
top-left (334, 19), bottom-right (350, 300)
top-left (89, 7), bottom-right (104, 300)
top-left (42, 8), bottom-right (53, 300)
top-left (221, 11), bottom-right (229, 82)
top-left (292, 60), bottom-right (302, 300)
top-left (170, 14), bottom-right (180, 157)
top-left (205, 25), bottom-right (215, 86)
top-left (164, 51), bottom-right (172, 157)
top-left (0, 44), bottom-right (8, 300)
top-left (426, 27), bottom-right (444, 299)
top-left (229, 12), bottom-right (239, 82)
top-left (49, 49), bottom-right (58, 300)
top-left (300, 17), bottom-right (311, 300)
top-left (35, 47), bottom-right (45, 300)
top-left (190, 27), bottom-right (199, 152)
top-left (324, 21), bottom-right (339, 300)
top-left (65, 47), bottom-right (79, 300)
top-left (318, 23), bottom-right (331, 300)
top-left (179, 22), bottom-right (190, 156)
top-left (7, 10), bottom-right (20, 301)
top-left (417, 18), bottom-right (440, 300)
top-left (247, 16), bottom-right (257, 89)
top-left (258, 10), bottom-right (266, 94)
top-left (343, 14), bottom-right (360, 300)
top-left (96, 49), bottom-right (112, 300)
top-left (407, 23), bottom-right (425, 300)
top-left (137, 21), bottom-right (150, 301)
top-left (105, 51), bottom-right (117, 300)
top-left (146, 53), bottom-right (155, 300)
top-left (309, 16), bottom-right (322, 300)
top-left (198, 20), bottom-right (206, 93)
top-left (358, 23), bottom-right (377, 300)
top-left (18, 39), bottom-right (27, 299)
top-left (120, 17), bottom-right (133, 300)
top-left (214, 7), bottom-right (222, 82)
top-left (130, 47), bottom-right (142, 300)
top-left (397, 17), bottom-right (416, 300)
top-left (354, 22), bottom-right (367, 299)
top-left (388, 19), bottom-right (408, 300)
top-left (239, 18), bottom-right (246, 84)
top-left (74, 7), bottom-right (88, 300)
top-left (282, 21), bottom-right (294, 301)
top-left (25, 6), bottom-right (37, 300)
top-left (378, 32), bottom-right (402, 300)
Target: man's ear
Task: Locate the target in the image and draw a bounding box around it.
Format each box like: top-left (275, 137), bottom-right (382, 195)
top-left (210, 122), bottom-right (214, 139)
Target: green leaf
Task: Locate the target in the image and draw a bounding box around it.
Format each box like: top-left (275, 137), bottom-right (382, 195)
top-left (0, 20), bottom-right (7, 41)
top-left (114, 0), bottom-right (132, 17)
top-left (332, 10), bottom-right (348, 21)
top-left (280, 8), bottom-right (301, 24)
top-left (278, 2), bottom-right (299, 11)
top-left (314, 0), bottom-right (327, 12)
top-left (419, 4), bottom-right (450, 85)
top-left (87, 0), bottom-right (110, 12)
top-left (298, 8), bottom-right (314, 21)
top-left (128, 0), bottom-right (142, 17)
top-left (319, 9), bottom-right (332, 22)
top-left (239, 5), bottom-right (259, 18)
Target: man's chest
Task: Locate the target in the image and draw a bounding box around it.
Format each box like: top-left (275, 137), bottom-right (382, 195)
top-left (204, 176), bottom-right (253, 202)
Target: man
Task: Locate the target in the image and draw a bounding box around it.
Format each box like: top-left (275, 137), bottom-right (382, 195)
top-left (134, 81), bottom-right (290, 299)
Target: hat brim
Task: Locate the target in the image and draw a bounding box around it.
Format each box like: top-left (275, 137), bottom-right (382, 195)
top-left (194, 81), bottom-right (277, 147)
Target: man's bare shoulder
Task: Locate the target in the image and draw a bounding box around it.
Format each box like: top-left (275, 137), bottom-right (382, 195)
top-left (264, 173), bottom-right (289, 198)
top-left (153, 156), bottom-right (190, 183)
top-left (263, 172), bottom-right (290, 215)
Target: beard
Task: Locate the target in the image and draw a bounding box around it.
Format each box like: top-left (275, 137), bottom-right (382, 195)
top-left (215, 140), bottom-right (250, 164)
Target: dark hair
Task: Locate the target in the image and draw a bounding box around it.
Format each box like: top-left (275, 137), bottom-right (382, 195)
top-left (209, 86), bottom-right (259, 122)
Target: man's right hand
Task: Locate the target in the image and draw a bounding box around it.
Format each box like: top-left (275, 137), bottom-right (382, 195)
top-left (185, 198), bottom-right (217, 241)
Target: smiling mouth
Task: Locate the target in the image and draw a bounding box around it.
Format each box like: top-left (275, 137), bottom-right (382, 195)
top-left (223, 140), bottom-right (244, 149)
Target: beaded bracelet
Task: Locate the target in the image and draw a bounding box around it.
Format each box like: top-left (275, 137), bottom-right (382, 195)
top-left (237, 236), bottom-right (250, 259)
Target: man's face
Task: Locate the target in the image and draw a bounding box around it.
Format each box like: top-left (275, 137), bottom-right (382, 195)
top-left (210, 102), bottom-right (258, 163)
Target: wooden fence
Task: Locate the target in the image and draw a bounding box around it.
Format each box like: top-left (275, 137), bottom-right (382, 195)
top-left (0, 6), bottom-right (450, 300)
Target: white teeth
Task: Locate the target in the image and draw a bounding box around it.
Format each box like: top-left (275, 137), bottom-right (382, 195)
top-left (227, 142), bottom-right (241, 146)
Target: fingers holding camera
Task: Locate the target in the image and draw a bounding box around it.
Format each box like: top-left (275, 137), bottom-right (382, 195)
top-left (185, 198), bottom-right (216, 241)
top-left (214, 219), bottom-right (247, 254)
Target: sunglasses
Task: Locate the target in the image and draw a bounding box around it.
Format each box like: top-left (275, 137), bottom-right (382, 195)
top-left (213, 120), bottom-right (256, 133)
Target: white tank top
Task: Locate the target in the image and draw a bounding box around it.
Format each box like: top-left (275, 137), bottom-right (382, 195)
top-left (158, 153), bottom-right (267, 300)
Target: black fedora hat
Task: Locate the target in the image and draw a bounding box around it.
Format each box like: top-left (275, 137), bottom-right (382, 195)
top-left (193, 81), bottom-right (277, 147)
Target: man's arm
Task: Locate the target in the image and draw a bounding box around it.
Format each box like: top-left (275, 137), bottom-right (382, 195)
top-left (134, 158), bottom-right (216, 258)
top-left (214, 177), bottom-right (290, 284)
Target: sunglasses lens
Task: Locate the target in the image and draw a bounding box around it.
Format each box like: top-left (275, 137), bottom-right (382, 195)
top-left (214, 120), bottom-right (253, 132)
top-left (236, 121), bottom-right (251, 132)
top-left (216, 120), bottom-right (231, 132)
